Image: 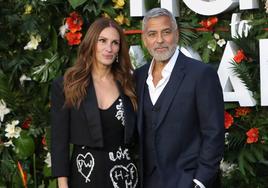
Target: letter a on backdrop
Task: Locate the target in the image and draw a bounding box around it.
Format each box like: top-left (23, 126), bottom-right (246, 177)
top-left (217, 41), bottom-right (256, 106)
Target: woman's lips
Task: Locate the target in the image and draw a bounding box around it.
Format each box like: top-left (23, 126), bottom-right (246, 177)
top-left (103, 55), bottom-right (114, 59)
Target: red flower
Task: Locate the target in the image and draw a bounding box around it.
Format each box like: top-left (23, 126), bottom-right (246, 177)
top-left (21, 117), bottom-right (32, 129)
top-left (42, 135), bottom-right (47, 146)
top-left (224, 111), bottom-right (234, 129)
top-left (199, 17), bottom-right (218, 29)
top-left (65, 32), bottom-right (82, 46)
top-left (66, 12), bottom-right (83, 33)
top-left (233, 50), bottom-right (247, 64)
top-left (246, 128), bottom-right (259, 144)
top-left (64, 12), bottom-right (83, 46)
top-left (234, 107), bottom-right (251, 117)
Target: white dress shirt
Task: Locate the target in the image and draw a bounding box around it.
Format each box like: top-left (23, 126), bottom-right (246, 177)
top-left (146, 47), bottom-right (206, 188)
top-left (146, 48), bottom-right (179, 105)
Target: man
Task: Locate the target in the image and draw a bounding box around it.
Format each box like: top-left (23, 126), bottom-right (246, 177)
top-left (135, 8), bottom-right (224, 188)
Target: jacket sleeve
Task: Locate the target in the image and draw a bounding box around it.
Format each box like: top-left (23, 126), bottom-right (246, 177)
top-left (194, 66), bottom-right (225, 187)
top-left (50, 77), bottom-right (70, 177)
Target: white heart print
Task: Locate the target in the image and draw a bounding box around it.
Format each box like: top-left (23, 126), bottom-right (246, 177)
top-left (110, 163), bottom-right (138, 188)
top-left (76, 152), bottom-right (95, 183)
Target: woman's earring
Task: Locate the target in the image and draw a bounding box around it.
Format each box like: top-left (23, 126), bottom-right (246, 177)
top-left (116, 55), bottom-right (119, 63)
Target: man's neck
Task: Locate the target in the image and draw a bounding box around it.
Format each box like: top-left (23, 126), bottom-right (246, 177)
top-left (152, 61), bottom-right (167, 87)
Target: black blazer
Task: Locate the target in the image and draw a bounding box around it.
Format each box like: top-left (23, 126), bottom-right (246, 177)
top-left (135, 51), bottom-right (225, 188)
top-left (50, 76), bottom-right (136, 177)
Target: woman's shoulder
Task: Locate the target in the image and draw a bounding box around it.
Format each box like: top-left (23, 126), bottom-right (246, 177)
top-left (51, 76), bottom-right (64, 94)
top-left (52, 76), bottom-right (64, 84)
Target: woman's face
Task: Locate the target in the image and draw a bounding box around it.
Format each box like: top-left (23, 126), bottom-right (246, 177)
top-left (95, 27), bottom-right (120, 67)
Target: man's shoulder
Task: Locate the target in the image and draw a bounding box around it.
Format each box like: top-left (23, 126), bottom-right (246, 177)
top-left (136, 62), bottom-right (150, 71)
top-left (180, 53), bottom-right (215, 72)
top-left (134, 62), bottom-right (150, 76)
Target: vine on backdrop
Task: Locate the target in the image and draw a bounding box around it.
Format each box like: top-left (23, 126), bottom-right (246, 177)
top-left (0, 0), bottom-right (268, 187)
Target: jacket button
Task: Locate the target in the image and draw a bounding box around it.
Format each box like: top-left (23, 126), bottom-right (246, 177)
top-left (152, 106), bottom-right (160, 112)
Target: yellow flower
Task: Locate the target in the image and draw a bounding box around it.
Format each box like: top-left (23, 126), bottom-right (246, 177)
top-left (24, 4), bottom-right (32, 15)
top-left (102, 12), bottom-right (111, 18)
top-left (124, 17), bottom-right (130, 26)
top-left (114, 13), bottom-right (125, 25)
top-left (113, 0), bottom-right (125, 9)
top-left (24, 34), bottom-right (42, 50)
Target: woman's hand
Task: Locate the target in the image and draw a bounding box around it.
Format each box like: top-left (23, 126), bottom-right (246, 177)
top-left (58, 177), bottom-right (68, 188)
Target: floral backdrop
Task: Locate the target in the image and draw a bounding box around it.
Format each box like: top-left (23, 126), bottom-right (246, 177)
top-left (0, 0), bottom-right (268, 187)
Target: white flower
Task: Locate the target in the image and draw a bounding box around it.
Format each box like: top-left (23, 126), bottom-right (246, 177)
top-left (0, 99), bottom-right (11, 122)
top-left (24, 34), bottom-right (42, 50)
top-left (265, 0), bottom-right (268, 14)
top-left (3, 140), bottom-right (14, 147)
top-left (59, 23), bottom-right (68, 38)
top-left (213, 33), bottom-right (220, 40)
top-left (220, 160), bottom-right (238, 177)
top-left (20, 74), bottom-right (32, 86)
top-left (5, 120), bottom-right (21, 139)
top-left (207, 44), bottom-right (215, 52)
top-left (217, 39), bottom-right (226, 47)
top-left (41, 0), bottom-right (47, 1)
top-left (224, 132), bottom-right (229, 145)
top-left (44, 152), bottom-right (51, 167)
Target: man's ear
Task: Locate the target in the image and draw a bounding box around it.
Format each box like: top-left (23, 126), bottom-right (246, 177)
top-left (176, 29), bottom-right (179, 43)
top-left (141, 34), bottom-right (147, 48)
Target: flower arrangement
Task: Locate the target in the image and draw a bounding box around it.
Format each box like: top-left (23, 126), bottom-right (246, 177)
top-left (221, 19), bottom-right (268, 184)
top-left (223, 106), bottom-right (268, 178)
top-left (0, 0), bottom-right (268, 187)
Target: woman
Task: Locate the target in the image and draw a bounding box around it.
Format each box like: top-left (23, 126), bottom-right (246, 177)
top-left (50, 17), bottom-right (138, 188)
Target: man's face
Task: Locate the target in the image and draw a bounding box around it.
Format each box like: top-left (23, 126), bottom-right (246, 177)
top-left (142, 16), bottom-right (178, 63)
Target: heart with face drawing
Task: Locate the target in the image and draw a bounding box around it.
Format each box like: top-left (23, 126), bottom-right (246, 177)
top-left (76, 152), bottom-right (95, 183)
top-left (110, 163), bottom-right (138, 188)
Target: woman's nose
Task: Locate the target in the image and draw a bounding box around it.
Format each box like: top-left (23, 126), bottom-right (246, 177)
top-left (105, 43), bottom-right (113, 52)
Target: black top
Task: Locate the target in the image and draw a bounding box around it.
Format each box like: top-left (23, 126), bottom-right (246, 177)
top-left (69, 97), bottom-right (139, 188)
top-left (100, 96), bottom-right (126, 151)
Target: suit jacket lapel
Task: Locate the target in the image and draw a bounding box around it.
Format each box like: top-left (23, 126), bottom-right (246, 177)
top-left (154, 53), bottom-right (186, 130)
top-left (137, 65), bottom-right (150, 135)
top-left (82, 79), bottom-right (103, 147)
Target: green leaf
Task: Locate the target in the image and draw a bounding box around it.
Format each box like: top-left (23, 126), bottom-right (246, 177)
top-left (48, 179), bottom-right (57, 188)
top-left (244, 150), bottom-right (256, 163)
top-left (251, 146), bottom-right (264, 162)
top-left (68, 0), bottom-right (87, 9)
top-left (13, 131), bottom-right (35, 160)
top-left (50, 27), bottom-right (58, 52)
top-left (43, 165), bottom-right (52, 177)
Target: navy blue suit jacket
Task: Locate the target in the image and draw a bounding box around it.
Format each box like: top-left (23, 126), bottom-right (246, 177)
top-left (50, 76), bottom-right (136, 177)
top-left (135, 51), bottom-right (224, 188)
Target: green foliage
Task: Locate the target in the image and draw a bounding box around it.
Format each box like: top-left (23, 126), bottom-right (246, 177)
top-left (0, 0), bottom-right (268, 187)
top-left (13, 131), bottom-right (35, 160)
top-left (68, 0), bottom-right (88, 9)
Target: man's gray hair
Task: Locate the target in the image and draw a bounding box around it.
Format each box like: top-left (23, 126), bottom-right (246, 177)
top-left (142, 8), bottom-right (178, 31)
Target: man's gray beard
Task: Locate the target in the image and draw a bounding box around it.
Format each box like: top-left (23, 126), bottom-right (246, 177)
top-left (149, 45), bottom-right (177, 62)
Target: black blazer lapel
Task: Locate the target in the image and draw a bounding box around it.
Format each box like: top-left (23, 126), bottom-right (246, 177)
top-left (136, 64), bottom-right (150, 135)
top-left (82, 81), bottom-right (104, 147)
top-left (154, 52), bottom-right (186, 130)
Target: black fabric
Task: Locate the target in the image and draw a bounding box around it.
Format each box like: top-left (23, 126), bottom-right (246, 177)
top-left (143, 87), bottom-right (157, 176)
top-left (143, 86), bottom-right (167, 186)
top-left (69, 97), bottom-right (139, 188)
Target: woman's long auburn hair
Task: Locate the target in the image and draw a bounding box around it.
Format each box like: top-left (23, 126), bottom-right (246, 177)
top-left (63, 17), bottom-right (137, 110)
